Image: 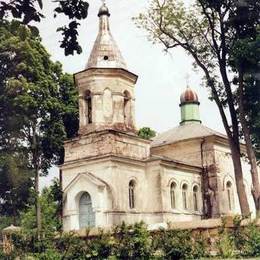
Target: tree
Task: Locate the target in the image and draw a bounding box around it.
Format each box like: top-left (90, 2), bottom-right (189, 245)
top-left (0, 0), bottom-right (89, 56)
top-left (21, 179), bottom-right (62, 235)
top-left (0, 20), bottom-right (77, 237)
top-left (0, 153), bottom-right (33, 225)
top-left (138, 127), bottom-right (156, 140)
top-left (244, 79), bottom-right (260, 160)
top-left (135, 0), bottom-right (259, 215)
top-left (58, 73), bottom-right (79, 143)
top-left (228, 0), bottom-right (260, 215)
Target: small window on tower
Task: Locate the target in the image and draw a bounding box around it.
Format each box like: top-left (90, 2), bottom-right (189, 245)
top-left (85, 90), bottom-right (92, 124)
top-left (129, 180), bottom-right (136, 209)
top-left (104, 55), bottom-right (109, 60)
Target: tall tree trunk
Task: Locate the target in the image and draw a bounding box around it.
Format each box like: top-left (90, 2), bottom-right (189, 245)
top-left (238, 71), bottom-right (260, 216)
top-left (217, 56), bottom-right (251, 216)
top-left (35, 164), bottom-right (41, 238)
top-left (10, 195), bottom-right (16, 225)
top-left (59, 169), bottom-right (63, 224)
top-left (32, 126), bottom-right (41, 238)
top-left (229, 139), bottom-right (251, 216)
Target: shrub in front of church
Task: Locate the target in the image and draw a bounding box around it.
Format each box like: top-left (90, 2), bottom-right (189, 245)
top-left (215, 216), bottom-right (260, 258)
top-left (153, 228), bottom-right (208, 259)
top-left (54, 230), bottom-right (114, 259)
top-left (112, 222), bottom-right (153, 259)
top-left (231, 219), bottom-right (260, 258)
top-left (3, 220), bottom-right (260, 259)
top-left (216, 229), bottom-right (236, 258)
top-left (244, 223), bottom-right (260, 257)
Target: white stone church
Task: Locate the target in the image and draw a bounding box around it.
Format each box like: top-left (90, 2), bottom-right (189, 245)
top-left (61, 3), bottom-right (257, 231)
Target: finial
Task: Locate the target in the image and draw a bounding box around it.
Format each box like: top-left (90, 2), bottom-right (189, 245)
top-left (98, 0), bottom-right (110, 17)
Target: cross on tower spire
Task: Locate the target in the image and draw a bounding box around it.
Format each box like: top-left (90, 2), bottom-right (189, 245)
top-left (185, 73), bottom-right (190, 88)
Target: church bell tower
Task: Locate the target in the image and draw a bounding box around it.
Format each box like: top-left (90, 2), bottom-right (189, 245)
top-left (62, 3), bottom-right (150, 231)
top-left (75, 3), bottom-right (138, 135)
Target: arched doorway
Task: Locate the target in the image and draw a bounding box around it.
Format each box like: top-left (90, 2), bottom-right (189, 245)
top-left (79, 192), bottom-right (95, 228)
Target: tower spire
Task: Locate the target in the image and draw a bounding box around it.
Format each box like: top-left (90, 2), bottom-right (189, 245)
top-left (86, 2), bottom-right (127, 69)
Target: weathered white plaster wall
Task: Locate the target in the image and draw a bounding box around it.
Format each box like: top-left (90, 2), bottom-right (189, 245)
top-left (214, 143), bottom-right (257, 217)
top-left (62, 153), bottom-right (204, 231)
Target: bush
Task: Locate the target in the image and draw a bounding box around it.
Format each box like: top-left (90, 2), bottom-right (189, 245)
top-left (227, 215), bottom-right (260, 258)
top-left (113, 222), bottom-right (153, 259)
top-left (32, 249), bottom-right (62, 260)
top-left (85, 230), bottom-right (114, 259)
top-left (241, 222), bottom-right (260, 257)
top-left (5, 219), bottom-right (260, 259)
top-left (216, 217), bottom-right (236, 258)
top-left (153, 228), bottom-right (207, 259)
top-left (216, 230), bottom-right (236, 258)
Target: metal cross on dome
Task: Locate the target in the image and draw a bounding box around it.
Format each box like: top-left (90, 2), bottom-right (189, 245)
top-left (185, 73), bottom-right (190, 88)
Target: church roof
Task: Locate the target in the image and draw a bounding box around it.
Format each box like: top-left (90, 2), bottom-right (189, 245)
top-left (151, 123), bottom-right (226, 147)
top-left (86, 3), bottom-right (127, 69)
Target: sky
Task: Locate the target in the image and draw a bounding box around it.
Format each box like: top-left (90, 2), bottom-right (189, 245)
top-left (38, 0), bottom-right (225, 189)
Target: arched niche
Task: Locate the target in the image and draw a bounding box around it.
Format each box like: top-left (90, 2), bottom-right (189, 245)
top-left (182, 183), bottom-right (188, 210)
top-left (79, 192), bottom-right (95, 228)
top-left (84, 90), bottom-right (92, 124)
top-left (123, 90), bottom-right (131, 126)
top-left (170, 181), bottom-right (177, 209)
top-left (128, 179), bottom-right (136, 209)
top-left (103, 88), bottom-right (113, 120)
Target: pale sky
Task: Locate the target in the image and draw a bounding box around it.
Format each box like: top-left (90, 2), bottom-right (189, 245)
top-left (39, 0), bottom-right (224, 189)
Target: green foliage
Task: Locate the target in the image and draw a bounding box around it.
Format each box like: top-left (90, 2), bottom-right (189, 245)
top-left (21, 180), bottom-right (62, 235)
top-left (228, 0), bottom-right (260, 160)
top-left (244, 77), bottom-right (260, 160)
top-left (32, 249), bottom-right (62, 260)
top-left (7, 219), bottom-right (260, 259)
top-left (0, 0), bottom-right (89, 55)
top-left (55, 231), bottom-right (113, 259)
top-left (154, 228), bottom-right (207, 259)
top-left (231, 216), bottom-right (260, 257)
top-left (58, 73), bottom-right (79, 141)
top-left (138, 127), bottom-right (156, 140)
top-left (0, 19), bottom-right (78, 233)
top-left (0, 153), bottom-right (33, 224)
top-left (216, 230), bottom-right (236, 258)
top-left (0, 19), bottom-right (68, 174)
top-left (0, 216), bottom-right (13, 231)
top-left (244, 222), bottom-right (260, 256)
top-left (0, 249), bottom-right (5, 259)
top-left (113, 222), bottom-right (152, 259)
top-left (216, 216), bottom-right (260, 258)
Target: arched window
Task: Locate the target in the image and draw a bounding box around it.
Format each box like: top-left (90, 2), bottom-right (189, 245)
top-left (226, 181), bottom-right (234, 211)
top-left (170, 182), bottom-right (177, 209)
top-left (182, 184), bottom-right (188, 210)
top-left (85, 90), bottom-right (92, 124)
top-left (193, 185), bottom-right (199, 211)
top-left (123, 90), bottom-right (131, 124)
top-left (129, 180), bottom-right (136, 209)
top-left (79, 192), bottom-right (95, 228)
